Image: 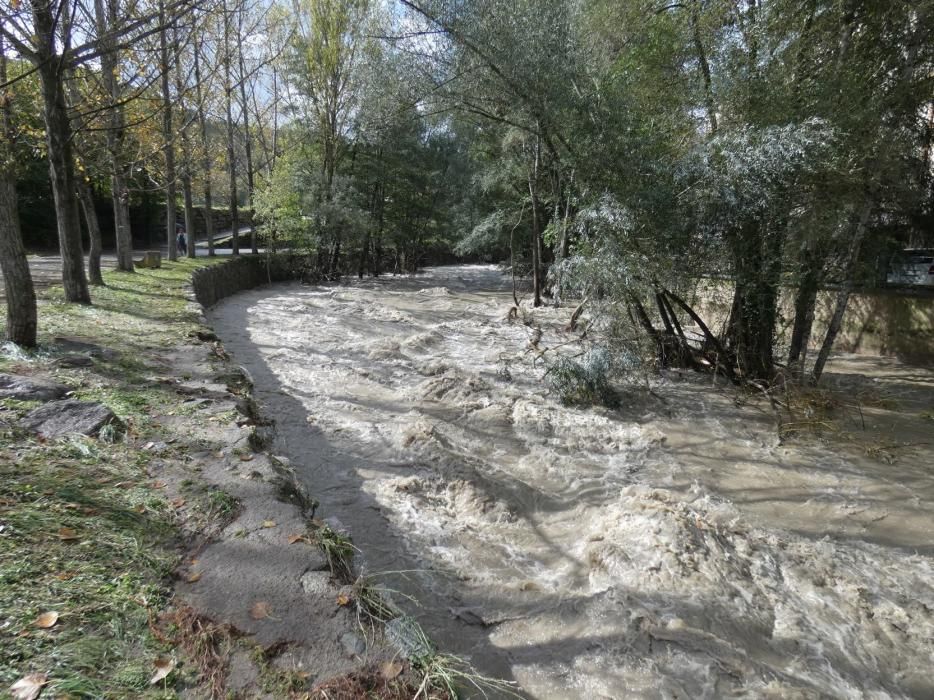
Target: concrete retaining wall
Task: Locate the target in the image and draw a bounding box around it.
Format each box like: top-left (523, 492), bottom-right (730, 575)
top-left (692, 280), bottom-right (934, 363)
top-left (191, 255), bottom-right (297, 309)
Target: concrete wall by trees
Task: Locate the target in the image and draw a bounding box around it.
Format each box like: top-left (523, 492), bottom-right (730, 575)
top-left (694, 281), bottom-right (934, 364)
top-left (191, 254), bottom-right (294, 308)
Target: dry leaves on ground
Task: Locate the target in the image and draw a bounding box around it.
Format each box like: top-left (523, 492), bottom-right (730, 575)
top-left (249, 601), bottom-right (271, 620)
top-left (380, 661), bottom-right (404, 680)
top-left (149, 657), bottom-right (175, 685)
top-left (56, 527), bottom-right (80, 541)
top-left (9, 673), bottom-right (48, 700)
top-left (34, 612), bottom-right (59, 629)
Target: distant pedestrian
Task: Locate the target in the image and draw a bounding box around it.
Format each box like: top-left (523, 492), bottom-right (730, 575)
top-left (176, 225), bottom-right (187, 256)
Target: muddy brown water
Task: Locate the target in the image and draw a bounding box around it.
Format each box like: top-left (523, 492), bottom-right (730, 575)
top-left (209, 265), bottom-right (934, 699)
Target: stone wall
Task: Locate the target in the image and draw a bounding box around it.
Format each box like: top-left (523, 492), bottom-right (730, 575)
top-left (191, 255), bottom-right (297, 309)
top-left (692, 279), bottom-right (934, 363)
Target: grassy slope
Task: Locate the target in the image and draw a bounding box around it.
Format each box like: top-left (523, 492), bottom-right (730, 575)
top-left (0, 259), bottom-right (224, 698)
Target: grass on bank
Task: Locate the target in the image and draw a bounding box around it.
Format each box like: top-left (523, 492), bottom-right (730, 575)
top-left (0, 259), bottom-right (225, 698)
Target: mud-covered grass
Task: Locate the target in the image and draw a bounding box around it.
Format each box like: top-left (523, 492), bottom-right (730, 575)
top-left (0, 259), bottom-right (225, 697)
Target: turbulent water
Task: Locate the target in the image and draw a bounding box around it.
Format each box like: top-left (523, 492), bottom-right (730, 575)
top-left (209, 265), bottom-right (934, 699)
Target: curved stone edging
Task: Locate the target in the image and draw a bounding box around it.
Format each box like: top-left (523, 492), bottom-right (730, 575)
top-left (191, 254), bottom-right (297, 308)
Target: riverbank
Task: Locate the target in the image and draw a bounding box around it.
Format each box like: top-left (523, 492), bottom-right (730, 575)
top-left (0, 258), bottom-right (463, 699)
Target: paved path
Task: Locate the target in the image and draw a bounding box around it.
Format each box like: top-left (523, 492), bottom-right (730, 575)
top-left (0, 227), bottom-right (256, 301)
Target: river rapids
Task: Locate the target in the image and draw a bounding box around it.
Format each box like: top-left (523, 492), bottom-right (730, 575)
top-left (209, 264), bottom-right (934, 699)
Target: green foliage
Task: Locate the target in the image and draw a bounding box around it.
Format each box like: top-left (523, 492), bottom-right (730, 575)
top-left (547, 348), bottom-right (620, 409)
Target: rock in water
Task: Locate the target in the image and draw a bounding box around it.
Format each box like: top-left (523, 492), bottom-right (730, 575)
top-left (18, 399), bottom-right (120, 439)
top-left (0, 373), bottom-right (70, 401)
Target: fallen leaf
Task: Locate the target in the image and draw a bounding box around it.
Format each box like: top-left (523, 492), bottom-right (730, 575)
top-left (239, 454), bottom-right (254, 462)
top-left (34, 612), bottom-right (59, 629)
top-left (57, 527), bottom-right (80, 541)
top-left (186, 572), bottom-right (202, 583)
top-left (336, 594), bottom-right (351, 607)
top-left (55, 571), bottom-right (75, 581)
top-left (249, 601), bottom-right (271, 620)
top-left (171, 498), bottom-right (186, 508)
top-left (150, 481), bottom-right (167, 489)
top-left (287, 534), bottom-right (309, 544)
top-left (9, 673), bottom-right (48, 700)
top-left (149, 657), bottom-right (175, 685)
top-left (379, 660), bottom-right (403, 680)
top-left (261, 520), bottom-right (276, 529)
top-left (134, 504), bottom-right (147, 513)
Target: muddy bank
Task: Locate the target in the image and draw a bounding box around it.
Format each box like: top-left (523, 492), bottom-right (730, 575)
top-left (210, 265), bottom-right (934, 698)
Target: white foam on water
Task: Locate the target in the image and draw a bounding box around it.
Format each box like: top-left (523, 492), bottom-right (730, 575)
top-left (209, 265), bottom-right (934, 699)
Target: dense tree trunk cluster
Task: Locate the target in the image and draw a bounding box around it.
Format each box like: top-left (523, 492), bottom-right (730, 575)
top-left (1, 0), bottom-right (286, 344)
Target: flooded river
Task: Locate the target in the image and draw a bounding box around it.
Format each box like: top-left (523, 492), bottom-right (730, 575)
top-left (209, 265), bottom-right (934, 698)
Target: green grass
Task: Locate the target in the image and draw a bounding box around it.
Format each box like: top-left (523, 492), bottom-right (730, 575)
top-left (36, 258), bottom-right (223, 351)
top-left (0, 258), bottom-right (226, 698)
top-left (315, 523), bottom-right (357, 580)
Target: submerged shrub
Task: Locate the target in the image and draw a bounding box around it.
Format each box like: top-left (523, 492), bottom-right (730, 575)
top-left (547, 348), bottom-right (619, 408)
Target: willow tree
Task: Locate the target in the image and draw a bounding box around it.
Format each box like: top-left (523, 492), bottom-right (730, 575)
top-left (289, 0), bottom-right (371, 273)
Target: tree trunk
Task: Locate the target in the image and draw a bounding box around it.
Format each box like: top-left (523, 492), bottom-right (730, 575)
top-left (528, 136), bottom-right (543, 307)
top-left (222, 0), bottom-right (240, 256)
top-left (96, 0), bottom-right (134, 272)
top-left (787, 246), bottom-right (824, 377)
top-left (193, 25), bottom-right (215, 257)
top-left (728, 221), bottom-right (783, 381)
top-left (30, 0), bottom-right (89, 303)
top-left (811, 200), bottom-right (873, 383)
top-left (359, 180), bottom-right (375, 279)
top-left (0, 40), bottom-right (37, 346)
top-left (159, 0), bottom-right (177, 262)
top-left (35, 56), bottom-right (90, 304)
top-left (0, 177), bottom-right (37, 346)
top-left (173, 24), bottom-right (196, 259)
top-left (76, 178), bottom-right (104, 285)
top-left (236, 5), bottom-right (257, 254)
top-left (690, 0), bottom-right (718, 134)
